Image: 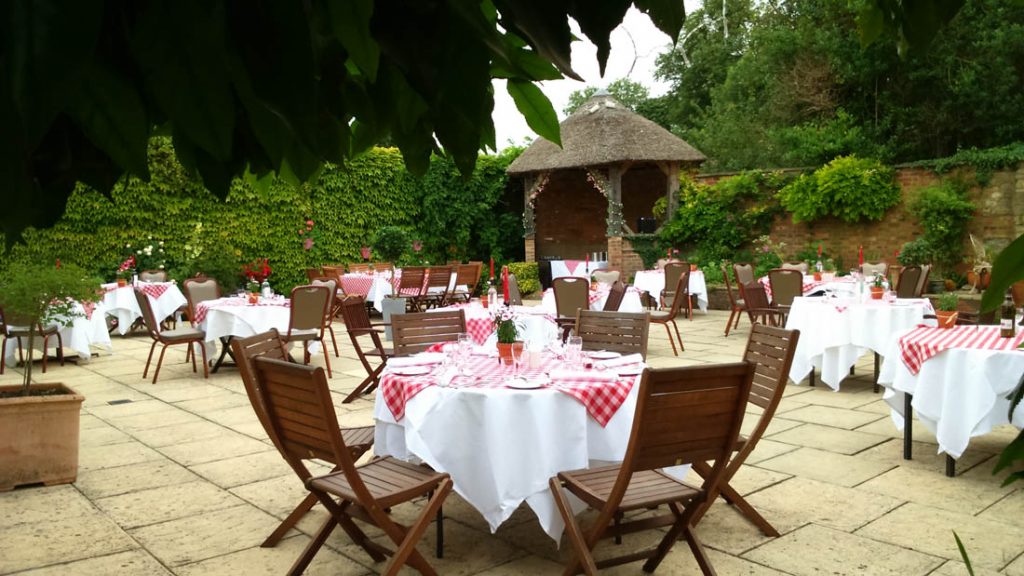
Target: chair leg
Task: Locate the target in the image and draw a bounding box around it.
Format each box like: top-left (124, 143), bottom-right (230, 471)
top-left (380, 478), bottom-right (452, 576)
top-left (287, 513), bottom-right (339, 576)
top-left (55, 332), bottom-right (64, 367)
top-left (328, 326), bottom-right (340, 357)
top-left (550, 477), bottom-right (599, 576)
top-left (320, 338), bottom-right (333, 378)
top-left (724, 309), bottom-right (737, 336)
top-left (40, 335), bottom-right (48, 373)
top-left (0, 336), bottom-right (6, 375)
top-left (189, 342), bottom-right (198, 373)
top-left (671, 319), bottom-right (684, 352)
top-left (143, 340), bottom-right (159, 379)
top-left (662, 323), bottom-right (678, 356)
top-left (152, 344), bottom-right (169, 384)
top-left (198, 341), bottom-right (210, 379)
top-left (262, 493), bottom-right (318, 548)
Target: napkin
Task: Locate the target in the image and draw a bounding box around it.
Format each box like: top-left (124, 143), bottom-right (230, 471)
top-left (388, 353), bottom-right (446, 367)
top-left (548, 369), bottom-right (619, 382)
top-left (435, 368), bottom-right (458, 387)
top-left (596, 353), bottom-right (644, 368)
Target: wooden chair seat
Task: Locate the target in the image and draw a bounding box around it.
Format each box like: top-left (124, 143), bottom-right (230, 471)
top-left (559, 466), bottom-right (701, 512)
top-left (309, 457), bottom-right (447, 509)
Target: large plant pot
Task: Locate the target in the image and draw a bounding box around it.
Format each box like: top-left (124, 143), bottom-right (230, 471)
top-left (496, 341), bottom-right (523, 365)
top-left (0, 383), bottom-right (84, 491)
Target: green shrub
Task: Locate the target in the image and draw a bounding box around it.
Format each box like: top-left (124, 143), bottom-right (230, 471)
top-left (508, 262), bottom-right (540, 296)
top-left (897, 237), bottom-right (935, 267)
top-left (371, 226), bottom-right (410, 264)
top-left (779, 156), bottom-right (900, 223)
top-left (907, 180), bottom-right (975, 274)
top-left (625, 234), bottom-right (667, 270)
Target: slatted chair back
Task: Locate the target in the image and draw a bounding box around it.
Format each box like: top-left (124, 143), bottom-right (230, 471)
top-left (182, 276), bottom-right (220, 323)
top-left (553, 276), bottom-right (589, 318)
top-left (340, 295), bottom-right (374, 333)
top-left (305, 267), bottom-right (323, 282)
top-left (139, 269), bottom-right (168, 282)
top-left (741, 281), bottom-right (779, 326)
top-left (507, 273), bottom-right (524, 306)
top-left (767, 268), bottom-right (802, 307)
top-left (455, 263), bottom-right (480, 288)
top-left (592, 270), bottom-right (620, 284)
top-left (252, 357), bottom-right (357, 483)
top-left (397, 266), bottom-right (426, 297)
top-left (627, 362), bottom-right (751, 474)
top-left (575, 310), bottom-right (649, 360)
top-left (662, 262), bottom-right (688, 303)
top-left (391, 310), bottom-right (466, 356)
top-left (781, 261), bottom-right (809, 274)
top-left (287, 285), bottom-right (331, 336)
top-left (375, 262), bottom-right (394, 273)
top-left (722, 265), bottom-right (740, 309)
top-left (896, 265), bottom-right (923, 298)
top-left (231, 329), bottom-right (289, 448)
top-left (602, 280), bottom-right (626, 312)
top-left (861, 262), bottom-right (888, 278)
top-left (346, 263), bottom-right (369, 273)
top-left (424, 265), bottom-right (453, 301)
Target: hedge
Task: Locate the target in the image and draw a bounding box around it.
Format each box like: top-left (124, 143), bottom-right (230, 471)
top-left (1, 139), bottom-right (525, 293)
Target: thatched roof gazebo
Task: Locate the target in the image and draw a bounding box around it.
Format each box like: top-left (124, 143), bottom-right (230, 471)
top-left (507, 92), bottom-right (706, 278)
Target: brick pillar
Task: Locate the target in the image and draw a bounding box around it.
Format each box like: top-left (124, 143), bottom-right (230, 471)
top-left (608, 236), bottom-right (623, 271)
top-left (619, 237), bottom-right (645, 280)
top-left (524, 235), bottom-right (536, 262)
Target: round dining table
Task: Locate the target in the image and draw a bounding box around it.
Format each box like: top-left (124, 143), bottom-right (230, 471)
top-left (631, 269), bottom-right (709, 312)
top-left (101, 281), bottom-right (187, 335)
top-left (3, 300), bottom-right (112, 366)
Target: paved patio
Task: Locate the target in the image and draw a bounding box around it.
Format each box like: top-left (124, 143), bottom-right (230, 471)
top-left (1, 309), bottom-right (1022, 575)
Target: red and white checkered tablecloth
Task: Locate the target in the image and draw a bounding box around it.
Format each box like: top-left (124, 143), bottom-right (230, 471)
top-left (138, 282), bottom-right (172, 300)
top-left (380, 353), bottom-right (636, 425)
top-left (193, 297), bottom-right (291, 324)
top-left (758, 276), bottom-right (855, 300)
top-left (340, 273), bottom-right (401, 296)
top-left (899, 325), bottom-right (1024, 375)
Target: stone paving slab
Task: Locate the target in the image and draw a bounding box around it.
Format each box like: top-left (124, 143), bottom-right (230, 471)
top-left (0, 309), bottom-right (1021, 575)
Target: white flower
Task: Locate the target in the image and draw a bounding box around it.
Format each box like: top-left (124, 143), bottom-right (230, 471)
top-left (159, 241), bottom-right (164, 246)
top-left (136, 250), bottom-right (141, 255)
top-left (125, 243), bottom-right (131, 248)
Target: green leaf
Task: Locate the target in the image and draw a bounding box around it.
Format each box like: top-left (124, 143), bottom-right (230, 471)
top-left (993, 423), bottom-right (1024, 486)
top-left (856, 3), bottom-right (886, 47)
top-left (66, 60), bottom-right (150, 180)
top-left (981, 232), bottom-right (1024, 311)
top-left (326, 0), bottom-right (379, 80)
top-left (570, 1), bottom-right (632, 75)
top-left (953, 531), bottom-right (975, 576)
top-left (507, 79), bottom-right (561, 147)
top-left (633, 0), bottom-right (687, 42)
top-left (493, 0), bottom-right (581, 80)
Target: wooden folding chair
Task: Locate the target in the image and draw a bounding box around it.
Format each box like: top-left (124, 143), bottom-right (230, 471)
top-left (553, 276), bottom-right (590, 342)
top-left (391, 310), bottom-right (466, 356)
top-left (602, 280), bottom-right (626, 312)
top-left (575, 310), bottom-right (650, 360)
top-left (550, 362), bottom-right (754, 575)
top-left (396, 266), bottom-right (427, 312)
top-left (742, 282), bottom-right (785, 328)
top-left (338, 295), bottom-right (393, 403)
top-left (449, 263), bottom-right (481, 303)
top-left (252, 357), bottom-right (452, 576)
top-left (721, 264), bottom-right (746, 336)
top-left (689, 325), bottom-right (799, 537)
top-left (417, 266), bottom-right (453, 310)
top-left (230, 330), bottom-right (374, 547)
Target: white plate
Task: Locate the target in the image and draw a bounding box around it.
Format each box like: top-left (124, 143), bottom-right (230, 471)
top-left (507, 377), bottom-right (547, 390)
top-left (616, 365), bottom-right (644, 376)
top-left (390, 366), bottom-right (432, 376)
top-left (585, 351), bottom-right (621, 360)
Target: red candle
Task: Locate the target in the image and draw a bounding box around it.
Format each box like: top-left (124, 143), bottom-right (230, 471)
top-left (489, 258), bottom-right (494, 278)
top-left (858, 246), bottom-right (864, 266)
top-left (817, 244), bottom-right (822, 258)
top-left (585, 253), bottom-right (589, 273)
top-left (502, 266), bottom-right (510, 303)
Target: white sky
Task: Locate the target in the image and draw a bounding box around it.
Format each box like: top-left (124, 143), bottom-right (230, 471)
top-left (491, 5), bottom-right (699, 149)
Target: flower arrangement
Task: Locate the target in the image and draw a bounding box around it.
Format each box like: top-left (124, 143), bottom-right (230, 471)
top-left (127, 238), bottom-right (166, 271)
top-left (491, 305), bottom-right (522, 344)
top-left (246, 279), bottom-right (261, 294)
top-left (873, 273), bottom-right (885, 288)
top-left (116, 256), bottom-right (136, 280)
top-left (241, 258), bottom-right (272, 283)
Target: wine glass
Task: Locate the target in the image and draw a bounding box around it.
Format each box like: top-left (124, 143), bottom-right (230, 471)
top-left (457, 333), bottom-right (473, 376)
top-left (567, 336), bottom-right (583, 369)
top-left (511, 343), bottom-right (526, 378)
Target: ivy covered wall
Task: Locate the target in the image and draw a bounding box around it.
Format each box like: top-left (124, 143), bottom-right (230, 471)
top-left (0, 139), bottom-right (524, 292)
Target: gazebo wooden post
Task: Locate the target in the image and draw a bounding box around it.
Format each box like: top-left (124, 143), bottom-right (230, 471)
top-left (522, 174), bottom-right (537, 262)
top-left (664, 162), bottom-right (680, 220)
top-left (606, 165), bottom-right (625, 271)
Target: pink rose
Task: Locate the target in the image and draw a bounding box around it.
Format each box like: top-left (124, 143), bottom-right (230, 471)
top-left (303, 238), bottom-right (314, 250)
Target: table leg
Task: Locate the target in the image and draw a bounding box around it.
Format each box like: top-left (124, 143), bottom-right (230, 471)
top-left (211, 336), bottom-right (236, 372)
top-left (903, 392), bottom-right (913, 460)
top-left (873, 352), bottom-right (880, 393)
top-left (945, 454), bottom-right (956, 477)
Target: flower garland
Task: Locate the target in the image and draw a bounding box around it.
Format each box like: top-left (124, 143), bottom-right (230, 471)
top-left (586, 168), bottom-right (624, 236)
top-left (522, 172), bottom-right (549, 237)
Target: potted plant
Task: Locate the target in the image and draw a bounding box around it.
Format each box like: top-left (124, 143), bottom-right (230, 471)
top-left (245, 280), bottom-right (261, 304)
top-left (372, 226), bottom-right (409, 264)
top-left (0, 262), bottom-right (101, 491)
top-left (935, 292), bottom-right (959, 329)
top-left (115, 255), bottom-right (136, 287)
top-left (491, 306), bottom-right (523, 365)
top-left (870, 274), bottom-right (885, 299)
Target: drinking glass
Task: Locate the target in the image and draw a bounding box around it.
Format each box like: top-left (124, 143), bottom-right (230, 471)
top-left (567, 336), bottom-right (583, 369)
top-left (511, 343), bottom-right (527, 378)
top-left (457, 333), bottom-right (473, 376)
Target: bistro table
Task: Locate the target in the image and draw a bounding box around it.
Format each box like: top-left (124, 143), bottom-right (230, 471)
top-left (759, 273), bottom-right (858, 301)
top-left (878, 325), bottom-right (1024, 475)
top-left (539, 284), bottom-right (645, 314)
top-left (341, 269), bottom-right (462, 312)
top-left (550, 259), bottom-right (607, 280)
top-left (785, 296), bottom-right (935, 389)
top-left (632, 269), bottom-right (709, 312)
top-left (194, 295), bottom-right (319, 370)
top-left (3, 300), bottom-right (113, 366)
top-left (101, 281), bottom-right (187, 334)
top-left (374, 348), bottom-right (655, 540)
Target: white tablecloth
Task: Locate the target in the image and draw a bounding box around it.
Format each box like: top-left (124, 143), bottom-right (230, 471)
top-left (374, 371), bottom-right (647, 541)
top-left (197, 297), bottom-right (320, 356)
top-left (631, 269), bottom-right (709, 312)
top-left (549, 260), bottom-right (607, 280)
top-left (101, 282), bottom-right (187, 335)
top-left (3, 301), bottom-right (113, 366)
top-left (351, 271), bottom-right (461, 312)
top-left (539, 287), bottom-right (644, 315)
top-left (878, 328), bottom-right (1024, 459)
top-left (785, 297), bottom-right (935, 389)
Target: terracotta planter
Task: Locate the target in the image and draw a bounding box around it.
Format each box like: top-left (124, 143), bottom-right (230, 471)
top-left (934, 310), bottom-right (958, 329)
top-left (481, 294), bottom-right (489, 308)
top-left (689, 264), bottom-right (698, 272)
top-left (870, 286), bottom-right (884, 300)
top-left (116, 278), bottom-right (127, 287)
top-left (248, 292), bottom-right (259, 304)
top-left (496, 341), bottom-right (523, 365)
top-left (813, 272), bottom-right (822, 281)
top-left (0, 383), bottom-right (84, 491)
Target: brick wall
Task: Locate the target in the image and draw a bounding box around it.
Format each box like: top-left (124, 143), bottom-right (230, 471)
top-left (694, 164), bottom-right (1024, 271)
top-left (533, 169), bottom-right (607, 259)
